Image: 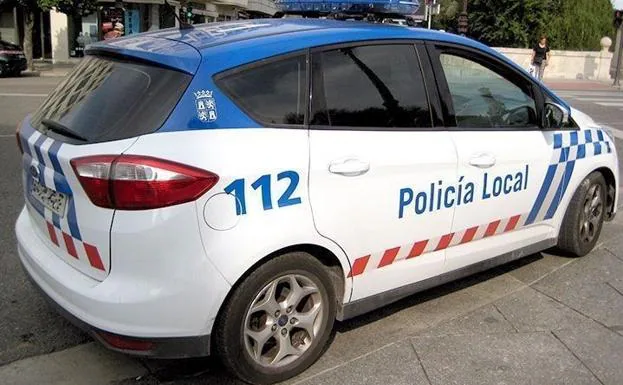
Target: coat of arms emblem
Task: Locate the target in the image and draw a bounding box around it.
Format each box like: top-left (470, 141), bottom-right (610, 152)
top-left (194, 90), bottom-right (217, 122)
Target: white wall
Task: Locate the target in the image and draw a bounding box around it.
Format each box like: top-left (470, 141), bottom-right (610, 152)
top-left (494, 45), bottom-right (614, 81)
top-left (50, 9), bottom-right (69, 63)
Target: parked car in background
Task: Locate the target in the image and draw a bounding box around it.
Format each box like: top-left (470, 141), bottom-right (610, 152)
top-left (0, 40), bottom-right (27, 77)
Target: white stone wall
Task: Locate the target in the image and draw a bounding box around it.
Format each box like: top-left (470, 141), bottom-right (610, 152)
top-left (494, 44), bottom-right (614, 81)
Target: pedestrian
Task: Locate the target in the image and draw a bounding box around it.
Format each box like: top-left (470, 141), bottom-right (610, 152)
top-left (531, 35), bottom-right (550, 81)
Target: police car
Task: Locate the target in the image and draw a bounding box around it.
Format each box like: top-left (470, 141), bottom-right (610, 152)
top-left (15, 19), bottom-right (619, 385)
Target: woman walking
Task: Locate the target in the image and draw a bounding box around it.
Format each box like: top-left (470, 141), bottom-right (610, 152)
top-left (531, 35), bottom-right (550, 81)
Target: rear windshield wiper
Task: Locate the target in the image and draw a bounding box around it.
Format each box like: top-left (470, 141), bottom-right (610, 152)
top-left (41, 118), bottom-right (88, 142)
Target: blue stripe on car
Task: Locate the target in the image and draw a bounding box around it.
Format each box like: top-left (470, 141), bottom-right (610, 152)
top-left (545, 161), bottom-right (575, 220)
top-left (525, 163), bottom-right (558, 225)
top-left (47, 138), bottom-right (82, 240)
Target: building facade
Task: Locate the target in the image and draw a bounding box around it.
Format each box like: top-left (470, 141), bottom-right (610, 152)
top-left (2, 0), bottom-right (276, 64)
top-left (0, 7), bottom-right (52, 60)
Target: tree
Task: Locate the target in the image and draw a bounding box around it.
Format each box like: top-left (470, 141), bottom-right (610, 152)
top-left (432, 0), bottom-right (461, 32)
top-left (464, 0), bottom-right (551, 48)
top-left (38, 0), bottom-right (97, 17)
top-left (545, 0), bottom-right (614, 51)
top-left (37, 0), bottom-right (99, 58)
top-left (0, 0), bottom-right (41, 71)
top-left (435, 0), bottom-right (614, 50)
top-left (0, 0), bottom-right (98, 73)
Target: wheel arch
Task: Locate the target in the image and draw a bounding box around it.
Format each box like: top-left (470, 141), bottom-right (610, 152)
top-left (210, 243), bottom-right (349, 352)
top-left (555, 164), bottom-right (617, 234)
top-left (594, 166), bottom-right (617, 221)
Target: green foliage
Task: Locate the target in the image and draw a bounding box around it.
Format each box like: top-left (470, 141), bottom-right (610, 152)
top-left (432, 0), bottom-right (461, 31)
top-left (545, 0), bottom-right (614, 51)
top-left (1, 0), bottom-right (97, 15)
top-left (38, 0), bottom-right (98, 16)
top-left (434, 0), bottom-right (616, 50)
top-left (0, 0), bottom-right (39, 12)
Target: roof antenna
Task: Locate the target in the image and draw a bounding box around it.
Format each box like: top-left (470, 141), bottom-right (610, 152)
top-left (164, 0), bottom-right (194, 30)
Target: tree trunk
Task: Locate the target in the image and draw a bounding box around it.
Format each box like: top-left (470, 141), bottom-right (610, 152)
top-left (23, 10), bottom-right (35, 72)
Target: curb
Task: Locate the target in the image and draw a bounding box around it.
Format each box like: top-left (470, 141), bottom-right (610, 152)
top-left (39, 72), bottom-right (69, 78)
top-left (18, 70), bottom-right (69, 78)
top-left (20, 71), bottom-right (40, 77)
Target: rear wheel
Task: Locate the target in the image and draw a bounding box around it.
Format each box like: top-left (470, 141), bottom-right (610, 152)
top-left (557, 172), bottom-right (607, 257)
top-left (214, 252), bottom-right (336, 385)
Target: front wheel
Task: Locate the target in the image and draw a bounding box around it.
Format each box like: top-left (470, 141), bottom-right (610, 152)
top-left (557, 172), bottom-right (607, 257)
top-left (214, 252), bottom-right (337, 385)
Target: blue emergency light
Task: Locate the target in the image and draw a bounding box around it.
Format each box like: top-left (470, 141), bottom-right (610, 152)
top-left (275, 0), bottom-right (420, 17)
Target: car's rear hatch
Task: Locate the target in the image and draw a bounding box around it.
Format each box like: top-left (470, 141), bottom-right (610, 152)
top-left (17, 36), bottom-right (200, 281)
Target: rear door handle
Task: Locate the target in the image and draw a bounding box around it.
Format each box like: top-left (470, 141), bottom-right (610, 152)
top-left (328, 158), bottom-right (370, 176)
top-left (469, 153), bottom-right (496, 169)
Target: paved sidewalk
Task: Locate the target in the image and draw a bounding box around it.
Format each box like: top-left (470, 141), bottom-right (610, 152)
top-left (544, 79), bottom-right (622, 92)
top-left (0, 343), bottom-right (144, 385)
top-left (283, 219), bottom-right (623, 385)
top-left (20, 61), bottom-right (76, 78)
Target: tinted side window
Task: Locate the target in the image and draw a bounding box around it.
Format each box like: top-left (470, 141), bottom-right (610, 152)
top-left (216, 55), bottom-right (306, 125)
top-left (439, 53), bottom-right (537, 129)
top-left (311, 44), bottom-right (431, 129)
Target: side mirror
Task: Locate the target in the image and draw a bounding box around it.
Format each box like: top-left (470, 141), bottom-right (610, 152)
top-left (544, 102), bottom-right (570, 129)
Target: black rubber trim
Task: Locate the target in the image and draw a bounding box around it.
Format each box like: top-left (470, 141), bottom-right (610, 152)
top-left (338, 238), bottom-right (557, 321)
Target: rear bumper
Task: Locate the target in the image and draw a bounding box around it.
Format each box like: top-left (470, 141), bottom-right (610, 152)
top-left (0, 58), bottom-right (27, 73)
top-left (20, 257), bottom-right (211, 358)
top-left (16, 206), bottom-right (229, 358)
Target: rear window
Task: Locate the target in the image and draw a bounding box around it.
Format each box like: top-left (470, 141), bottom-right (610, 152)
top-left (215, 54), bottom-right (307, 126)
top-left (30, 54), bottom-right (191, 143)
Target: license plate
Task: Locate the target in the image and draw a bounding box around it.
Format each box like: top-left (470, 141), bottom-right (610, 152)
top-left (30, 179), bottom-right (68, 217)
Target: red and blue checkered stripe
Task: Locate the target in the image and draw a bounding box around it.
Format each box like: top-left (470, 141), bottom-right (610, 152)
top-left (21, 122), bottom-right (104, 271)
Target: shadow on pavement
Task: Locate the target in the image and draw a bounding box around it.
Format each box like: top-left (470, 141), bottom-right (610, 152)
top-left (113, 252), bottom-right (553, 385)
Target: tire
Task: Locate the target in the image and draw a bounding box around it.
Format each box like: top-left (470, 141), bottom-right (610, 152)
top-left (557, 171), bottom-right (607, 257)
top-left (214, 252), bottom-right (337, 385)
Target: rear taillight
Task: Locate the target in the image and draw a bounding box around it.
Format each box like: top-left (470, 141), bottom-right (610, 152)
top-left (71, 155), bottom-right (219, 210)
top-left (16, 121), bottom-right (23, 155)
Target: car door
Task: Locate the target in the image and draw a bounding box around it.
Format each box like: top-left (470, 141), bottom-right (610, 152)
top-left (426, 43), bottom-right (569, 272)
top-left (308, 41), bottom-right (458, 301)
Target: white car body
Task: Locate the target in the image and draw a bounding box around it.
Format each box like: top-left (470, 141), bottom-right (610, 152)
top-left (14, 20), bottom-right (619, 365)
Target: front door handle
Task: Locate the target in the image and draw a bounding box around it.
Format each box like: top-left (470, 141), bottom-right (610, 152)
top-left (469, 153), bottom-right (496, 169)
top-left (328, 158), bottom-right (370, 176)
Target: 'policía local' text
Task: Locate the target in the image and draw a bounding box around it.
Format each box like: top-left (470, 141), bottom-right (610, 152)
top-left (398, 165), bottom-right (529, 219)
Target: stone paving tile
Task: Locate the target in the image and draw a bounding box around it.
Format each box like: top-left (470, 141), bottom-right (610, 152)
top-left (411, 332), bottom-right (600, 385)
top-left (410, 273), bottom-right (525, 327)
top-left (599, 217), bottom-right (623, 246)
top-left (532, 249), bottom-right (623, 328)
top-left (493, 287), bottom-right (590, 332)
top-left (290, 340), bottom-right (428, 385)
top-left (416, 304), bottom-right (516, 337)
top-left (296, 306), bottom-right (429, 379)
top-left (553, 321), bottom-right (623, 385)
top-left (503, 252), bottom-right (573, 285)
